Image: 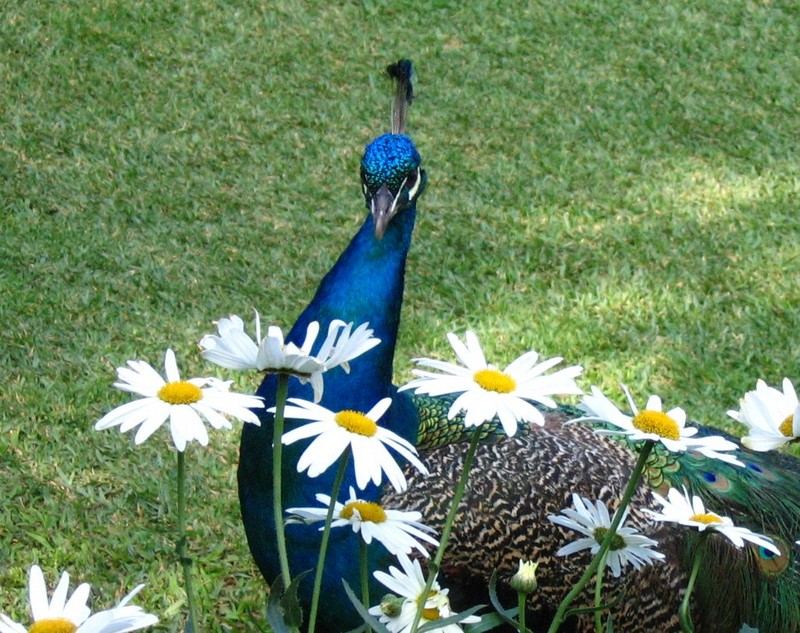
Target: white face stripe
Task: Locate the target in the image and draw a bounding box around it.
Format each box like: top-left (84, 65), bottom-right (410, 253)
top-left (406, 167), bottom-right (422, 200)
top-left (389, 188), bottom-right (402, 217)
top-left (387, 167), bottom-right (422, 217)
top-left (368, 167), bottom-right (422, 219)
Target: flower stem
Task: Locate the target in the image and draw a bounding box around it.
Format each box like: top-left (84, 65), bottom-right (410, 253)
top-left (517, 591), bottom-right (527, 633)
top-left (410, 430), bottom-right (482, 632)
top-left (271, 373), bottom-right (292, 584)
top-left (308, 448), bottom-right (350, 633)
top-left (679, 534), bottom-right (707, 633)
top-left (593, 550), bottom-right (608, 633)
top-left (546, 441), bottom-right (654, 633)
top-left (177, 449), bottom-right (200, 631)
top-left (360, 538), bottom-right (372, 633)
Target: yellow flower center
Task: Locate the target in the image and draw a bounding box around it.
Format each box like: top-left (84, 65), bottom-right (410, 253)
top-left (689, 513), bottom-right (723, 525)
top-left (593, 527), bottom-right (626, 551)
top-left (473, 368), bottom-right (516, 393)
top-left (422, 606), bottom-right (441, 621)
top-left (334, 410), bottom-right (377, 437)
top-left (340, 500), bottom-right (387, 523)
top-left (29, 619), bottom-right (78, 633)
top-left (631, 409), bottom-right (680, 440)
top-left (417, 590), bottom-right (442, 621)
top-left (779, 414), bottom-right (795, 438)
top-left (157, 381), bottom-right (203, 405)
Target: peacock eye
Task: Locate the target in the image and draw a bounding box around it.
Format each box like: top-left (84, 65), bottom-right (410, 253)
top-left (405, 168), bottom-right (421, 198)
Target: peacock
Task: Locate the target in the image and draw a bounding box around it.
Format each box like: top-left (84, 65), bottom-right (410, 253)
top-left (238, 61), bottom-right (800, 633)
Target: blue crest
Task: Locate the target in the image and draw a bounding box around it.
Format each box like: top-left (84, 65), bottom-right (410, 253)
top-left (361, 133), bottom-right (421, 193)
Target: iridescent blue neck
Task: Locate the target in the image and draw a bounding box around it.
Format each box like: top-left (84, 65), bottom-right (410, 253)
top-left (288, 206), bottom-right (415, 410)
top-left (239, 205), bottom-right (419, 628)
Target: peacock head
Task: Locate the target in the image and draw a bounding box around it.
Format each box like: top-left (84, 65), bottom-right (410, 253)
top-left (360, 133), bottom-right (427, 240)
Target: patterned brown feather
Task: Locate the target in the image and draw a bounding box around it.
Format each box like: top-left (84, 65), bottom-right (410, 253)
top-left (382, 397), bottom-right (800, 633)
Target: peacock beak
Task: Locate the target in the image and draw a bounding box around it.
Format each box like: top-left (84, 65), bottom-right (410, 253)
top-left (371, 183), bottom-right (399, 240)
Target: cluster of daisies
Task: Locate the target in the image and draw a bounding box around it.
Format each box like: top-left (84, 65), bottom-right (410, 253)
top-left (0, 566), bottom-right (157, 633)
top-left (6, 310), bottom-right (797, 632)
top-left (401, 330), bottom-right (793, 575)
top-left (98, 318), bottom-right (800, 626)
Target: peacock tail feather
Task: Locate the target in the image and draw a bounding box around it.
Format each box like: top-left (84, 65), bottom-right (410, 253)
top-left (390, 393), bottom-right (800, 633)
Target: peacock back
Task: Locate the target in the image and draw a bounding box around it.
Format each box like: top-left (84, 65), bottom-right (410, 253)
top-left (378, 394), bottom-right (800, 633)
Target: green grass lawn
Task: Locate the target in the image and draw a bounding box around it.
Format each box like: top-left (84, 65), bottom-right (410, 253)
top-left (1, 0), bottom-right (799, 630)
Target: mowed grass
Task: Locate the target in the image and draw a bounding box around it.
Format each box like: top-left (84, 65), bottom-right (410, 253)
top-left (1, 0), bottom-right (799, 630)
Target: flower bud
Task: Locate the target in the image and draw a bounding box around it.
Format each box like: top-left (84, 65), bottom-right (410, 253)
top-left (379, 593), bottom-right (405, 618)
top-left (510, 560), bottom-right (539, 594)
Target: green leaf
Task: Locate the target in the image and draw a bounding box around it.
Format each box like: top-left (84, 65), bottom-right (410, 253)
top-left (465, 612), bottom-right (517, 633)
top-left (487, 570), bottom-right (523, 630)
top-left (266, 571), bottom-right (311, 633)
top-left (417, 604), bottom-right (485, 633)
top-left (342, 580), bottom-right (393, 633)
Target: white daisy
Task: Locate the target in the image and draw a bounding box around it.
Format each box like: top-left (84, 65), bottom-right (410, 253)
top-left (646, 487), bottom-right (780, 554)
top-left (368, 555), bottom-right (480, 633)
top-left (0, 565), bottom-right (158, 633)
top-left (547, 494), bottom-right (664, 577)
top-left (578, 385), bottom-right (742, 465)
top-left (314, 321), bottom-right (382, 374)
top-left (727, 378), bottom-right (800, 451)
top-left (200, 314), bottom-right (322, 373)
top-left (279, 398), bottom-right (428, 492)
top-left (286, 486), bottom-right (438, 556)
top-left (95, 349), bottom-right (263, 451)
top-left (399, 330), bottom-right (583, 437)
top-left (199, 314), bottom-right (380, 402)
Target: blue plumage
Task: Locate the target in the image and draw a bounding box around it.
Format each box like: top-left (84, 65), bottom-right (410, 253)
top-left (238, 64), bottom-right (427, 630)
top-left (360, 134), bottom-right (420, 193)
